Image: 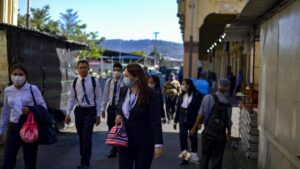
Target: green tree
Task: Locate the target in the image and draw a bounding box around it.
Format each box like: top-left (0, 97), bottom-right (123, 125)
top-left (17, 9), bottom-right (26, 27)
top-left (18, 5), bottom-right (60, 35)
top-left (59, 9), bottom-right (81, 36)
top-left (30, 5), bottom-right (51, 31)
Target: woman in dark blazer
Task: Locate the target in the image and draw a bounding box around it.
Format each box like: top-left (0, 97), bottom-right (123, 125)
top-left (173, 79), bottom-right (204, 165)
top-left (148, 75), bottom-right (167, 124)
top-left (115, 63), bottom-right (163, 169)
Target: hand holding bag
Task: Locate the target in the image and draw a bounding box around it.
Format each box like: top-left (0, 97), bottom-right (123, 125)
top-left (105, 123), bottom-right (128, 147)
top-left (20, 112), bottom-right (39, 143)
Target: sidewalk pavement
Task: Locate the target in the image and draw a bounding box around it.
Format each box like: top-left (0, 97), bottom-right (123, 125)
top-left (5, 118), bottom-right (258, 169)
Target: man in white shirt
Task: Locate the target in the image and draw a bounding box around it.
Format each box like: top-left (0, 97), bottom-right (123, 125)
top-left (101, 63), bottom-right (124, 158)
top-left (65, 60), bottom-right (102, 169)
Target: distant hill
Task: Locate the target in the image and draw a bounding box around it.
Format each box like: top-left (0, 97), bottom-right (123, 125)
top-left (101, 39), bottom-right (183, 59)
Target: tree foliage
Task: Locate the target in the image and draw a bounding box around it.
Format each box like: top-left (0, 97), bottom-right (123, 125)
top-left (18, 5), bottom-right (105, 60)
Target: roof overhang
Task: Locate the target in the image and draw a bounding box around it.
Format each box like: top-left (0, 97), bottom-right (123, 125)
top-left (0, 23), bottom-right (88, 49)
top-left (225, 0), bottom-right (293, 41)
top-left (199, 13), bottom-right (237, 58)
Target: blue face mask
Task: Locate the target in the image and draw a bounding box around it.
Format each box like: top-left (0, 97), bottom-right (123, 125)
top-left (123, 77), bottom-right (132, 88)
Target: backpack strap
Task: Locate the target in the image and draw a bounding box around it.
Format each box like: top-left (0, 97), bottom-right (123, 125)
top-left (73, 77), bottom-right (79, 104)
top-left (30, 85), bottom-right (37, 106)
top-left (91, 76), bottom-right (96, 105)
top-left (73, 76), bottom-right (97, 105)
top-left (212, 94), bottom-right (220, 105)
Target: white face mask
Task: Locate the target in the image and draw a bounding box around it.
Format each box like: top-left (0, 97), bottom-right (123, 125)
top-left (148, 84), bottom-right (155, 88)
top-left (113, 71), bottom-right (122, 79)
top-left (11, 75), bottom-right (26, 86)
top-left (181, 85), bottom-right (186, 92)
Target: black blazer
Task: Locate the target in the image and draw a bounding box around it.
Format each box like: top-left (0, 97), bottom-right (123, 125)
top-left (155, 89), bottom-right (166, 119)
top-left (174, 91), bottom-right (204, 128)
top-left (117, 87), bottom-right (163, 147)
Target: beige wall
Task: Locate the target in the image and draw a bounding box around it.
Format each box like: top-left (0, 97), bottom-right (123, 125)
top-left (258, 1), bottom-right (300, 168)
top-left (0, 0), bottom-right (18, 25)
top-left (180, 0), bottom-right (246, 79)
top-left (0, 30), bottom-right (8, 105)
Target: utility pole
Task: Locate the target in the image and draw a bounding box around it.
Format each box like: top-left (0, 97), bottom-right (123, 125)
top-left (153, 32), bottom-right (159, 66)
top-left (26, 0), bottom-right (30, 29)
top-left (188, 0), bottom-right (195, 78)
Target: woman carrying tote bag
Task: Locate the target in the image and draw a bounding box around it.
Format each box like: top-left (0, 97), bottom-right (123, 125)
top-left (0, 64), bottom-right (47, 169)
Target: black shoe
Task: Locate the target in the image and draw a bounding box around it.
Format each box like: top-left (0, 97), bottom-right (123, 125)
top-left (107, 152), bottom-right (117, 158)
top-left (179, 160), bottom-right (189, 165)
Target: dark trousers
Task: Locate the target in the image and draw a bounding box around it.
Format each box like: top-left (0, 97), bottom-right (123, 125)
top-left (199, 136), bottom-right (226, 169)
top-left (166, 95), bottom-right (177, 121)
top-left (74, 106), bottom-right (96, 166)
top-left (107, 105), bottom-right (118, 155)
top-left (119, 144), bottom-right (154, 169)
top-left (2, 123), bottom-right (38, 169)
top-left (179, 123), bottom-right (198, 152)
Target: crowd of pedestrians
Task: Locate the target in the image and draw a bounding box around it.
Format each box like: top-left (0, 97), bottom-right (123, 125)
top-left (0, 60), bottom-right (235, 169)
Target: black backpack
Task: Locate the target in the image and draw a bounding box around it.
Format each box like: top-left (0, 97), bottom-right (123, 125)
top-left (73, 76), bottom-right (96, 104)
top-left (202, 94), bottom-right (231, 143)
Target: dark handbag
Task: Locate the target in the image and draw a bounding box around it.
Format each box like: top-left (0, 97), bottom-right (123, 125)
top-left (30, 85), bottom-right (57, 145)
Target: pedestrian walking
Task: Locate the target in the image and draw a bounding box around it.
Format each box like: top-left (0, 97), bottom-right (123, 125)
top-left (235, 70), bottom-right (244, 94)
top-left (101, 63), bottom-right (124, 158)
top-left (190, 78), bottom-right (232, 169)
top-left (148, 75), bottom-right (167, 124)
top-left (173, 79), bottom-right (204, 165)
top-left (0, 64), bottom-right (47, 169)
top-left (65, 60), bottom-right (102, 169)
top-left (115, 63), bottom-right (163, 169)
top-left (163, 73), bottom-right (181, 123)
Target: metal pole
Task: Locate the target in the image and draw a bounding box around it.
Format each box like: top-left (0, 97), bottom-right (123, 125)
top-left (154, 32), bottom-right (159, 66)
top-left (26, 0), bottom-right (30, 29)
top-left (188, 0), bottom-right (195, 78)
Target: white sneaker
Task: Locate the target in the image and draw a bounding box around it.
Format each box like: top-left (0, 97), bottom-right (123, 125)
top-left (190, 153), bottom-right (199, 164)
top-left (178, 150), bottom-right (191, 161)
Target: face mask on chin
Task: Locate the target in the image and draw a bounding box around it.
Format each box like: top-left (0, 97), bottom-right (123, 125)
top-left (11, 75), bottom-right (26, 86)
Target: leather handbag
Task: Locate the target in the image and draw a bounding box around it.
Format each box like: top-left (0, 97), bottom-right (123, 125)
top-left (20, 112), bottom-right (39, 143)
top-left (105, 123), bottom-right (128, 147)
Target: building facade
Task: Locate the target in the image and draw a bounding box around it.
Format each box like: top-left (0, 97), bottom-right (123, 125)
top-left (178, 0), bottom-right (300, 168)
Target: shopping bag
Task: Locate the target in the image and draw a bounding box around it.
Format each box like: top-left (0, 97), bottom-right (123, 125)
top-left (105, 123), bottom-right (128, 147)
top-left (20, 112), bottom-right (39, 143)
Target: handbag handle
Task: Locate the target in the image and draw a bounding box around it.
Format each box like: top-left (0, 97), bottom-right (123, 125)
top-left (27, 112), bottom-right (35, 124)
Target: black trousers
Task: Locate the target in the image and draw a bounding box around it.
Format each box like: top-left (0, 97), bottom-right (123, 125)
top-left (199, 136), bottom-right (226, 169)
top-left (165, 95), bottom-right (177, 121)
top-left (74, 106), bottom-right (96, 166)
top-left (119, 144), bottom-right (154, 169)
top-left (107, 105), bottom-right (118, 155)
top-left (179, 123), bottom-right (198, 152)
top-left (2, 123), bottom-right (38, 169)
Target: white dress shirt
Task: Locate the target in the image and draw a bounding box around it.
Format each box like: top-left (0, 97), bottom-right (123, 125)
top-left (67, 75), bottom-right (102, 117)
top-left (0, 82), bottom-right (47, 135)
top-left (181, 93), bottom-right (193, 109)
top-left (101, 77), bottom-right (124, 112)
top-left (122, 89), bottom-right (138, 119)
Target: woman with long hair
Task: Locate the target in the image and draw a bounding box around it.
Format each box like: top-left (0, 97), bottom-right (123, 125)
top-left (115, 63), bottom-right (163, 169)
top-left (173, 79), bottom-right (204, 165)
